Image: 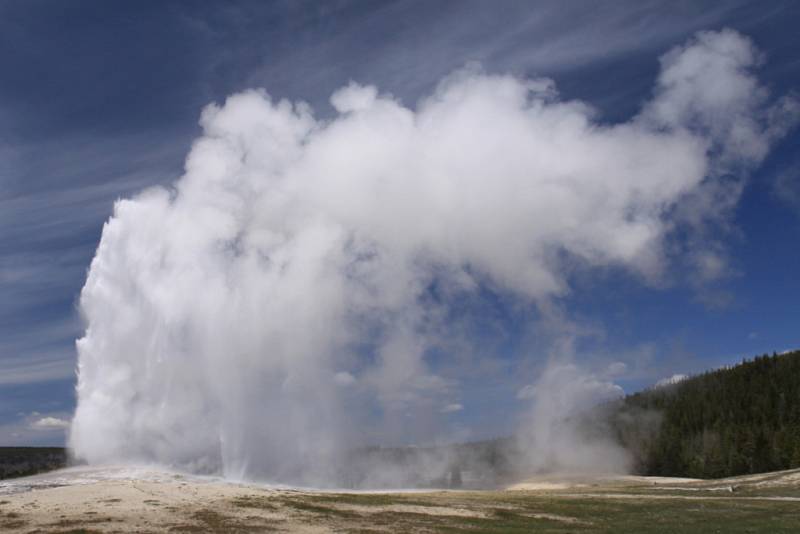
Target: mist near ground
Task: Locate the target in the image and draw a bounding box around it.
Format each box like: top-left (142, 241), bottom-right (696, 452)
top-left (69, 29), bottom-right (797, 488)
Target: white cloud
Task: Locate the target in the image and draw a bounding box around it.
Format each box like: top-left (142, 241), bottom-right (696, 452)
top-left (330, 83), bottom-right (379, 113)
top-left (516, 384), bottom-right (537, 400)
top-left (30, 416), bottom-right (70, 430)
top-left (441, 403), bottom-right (463, 413)
top-left (655, 374), bottom-right (689, 388)
top-left (70, 30), bottom-right (794, 484)
top-left (606, 361), bottom-right (628, 376)
top-left (333, 371), bottom-right (356, 386)
top-left (0, 413), bottom-right (71, 446)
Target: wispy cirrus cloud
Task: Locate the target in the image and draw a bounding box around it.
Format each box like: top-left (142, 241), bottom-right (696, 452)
top-left (0, 317), bottom-right (79, 385)
top-left (0, 132), bottom-right (189, 391)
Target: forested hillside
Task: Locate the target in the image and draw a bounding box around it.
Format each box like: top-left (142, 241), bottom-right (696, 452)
top-left (0, 447), bottom-right (67, 480)
top-left (611, 350), bottom-right (800, 479)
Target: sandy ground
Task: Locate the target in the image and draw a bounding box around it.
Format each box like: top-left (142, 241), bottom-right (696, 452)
top-left (1, 466), bottom-right (799, 532)
top-left (0, 466), bottom-right (502, 532)
top-left (0, 466), bottom-right (327, 532)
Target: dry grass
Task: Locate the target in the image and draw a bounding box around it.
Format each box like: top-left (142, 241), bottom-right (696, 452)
top-left (1, 467), bottom-right (799, 532)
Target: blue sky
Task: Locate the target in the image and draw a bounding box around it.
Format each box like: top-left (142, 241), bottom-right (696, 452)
top-left (1, 1), bottom-right (799, 446)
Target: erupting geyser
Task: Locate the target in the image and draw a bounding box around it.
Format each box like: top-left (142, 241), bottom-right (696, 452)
top-left (70, 30), bottom-right (797, 486)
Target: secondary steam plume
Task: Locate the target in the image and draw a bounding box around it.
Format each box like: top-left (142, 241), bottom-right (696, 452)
top-left (70, 30), bottom-right (796, 486)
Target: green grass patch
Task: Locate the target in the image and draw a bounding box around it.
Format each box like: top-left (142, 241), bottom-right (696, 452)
top-left (274, 497), bottom-right (362, 518)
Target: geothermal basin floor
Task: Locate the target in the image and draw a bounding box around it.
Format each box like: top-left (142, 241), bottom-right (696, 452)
top-left (1, 466), bottom-right (800, 533)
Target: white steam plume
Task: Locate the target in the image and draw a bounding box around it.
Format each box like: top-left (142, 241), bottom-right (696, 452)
top-left (70, 30), bottom-right (795, 486)
top-left (516, 363), bottom-right (629, 474)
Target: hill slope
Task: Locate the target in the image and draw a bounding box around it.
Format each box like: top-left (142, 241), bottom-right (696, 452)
top-left (611, 350), bottom-right (800, 478)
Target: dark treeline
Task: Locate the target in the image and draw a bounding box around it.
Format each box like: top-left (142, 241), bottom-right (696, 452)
top-left (0, 447), bottom-right (68, 480)
top-left (609, 349), bottom-right (800, 479)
